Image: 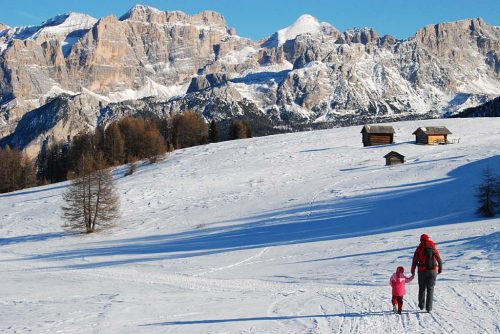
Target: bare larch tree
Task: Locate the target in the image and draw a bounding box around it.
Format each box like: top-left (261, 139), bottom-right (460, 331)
top-left (62, 153), bottom-right (120, 233)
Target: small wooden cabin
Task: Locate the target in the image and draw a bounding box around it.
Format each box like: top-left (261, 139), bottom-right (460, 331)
top-left (412, 127), bottom-right (452, 145)
top-left (384, 151), bottom-right (405, 166)
top-left (361, 125), bottom-right (395, 147)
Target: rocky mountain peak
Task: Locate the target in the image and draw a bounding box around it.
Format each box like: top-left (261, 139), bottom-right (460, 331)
top-left (289, 14), bottom-right (321, 29)
top-left (414, 18), bottom-right (495, 46)
top-left (0, 12), bottom-right (96, 44)
top-left (119, 5), bottom-right (228, 29)
top-left (40, 12), bottom-right (94, 28)
top-left (262, 14), bottom-right (336, 48)
top-left (343, 27), bottom-right (379, 44)
top-left (411, 17), bottom-right (500, 72)
top-left (120, 4), bottom-right (166, 21)
top-left (191, 11), bottom-right (228, 28)
top-left (34, 12), bottom-right (97, 40)
top-left (379, 34), bottom-right (398, 46)
top-left (0, 23), bottom-right (8, 31)
top-left (469, 17), bottom-right (487, 31)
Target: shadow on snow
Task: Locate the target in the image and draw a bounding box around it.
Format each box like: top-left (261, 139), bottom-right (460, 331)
top-left (0, 232), bottom-right (69, 246)
top-left (295, 236), bottom-right (478, 264)
top-left (16, 155), bottom-right (500, 269)
top-left (140, 311), bottom-right (391, 326)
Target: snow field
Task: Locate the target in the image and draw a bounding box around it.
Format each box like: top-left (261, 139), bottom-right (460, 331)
top-left (1, 118), bottom-right (499, 333)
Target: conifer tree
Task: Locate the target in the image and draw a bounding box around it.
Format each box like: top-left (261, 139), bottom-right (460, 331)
top-left (104, 123), bottom-right (125, 165)
top-left (476, 167), bottom-right (500, 217)
top-left (208, 119), bottom-right (219, 143)
top-left (229, 120), bottom-right (252, 140)
top-left (171, 111), bottom-right (208, 149)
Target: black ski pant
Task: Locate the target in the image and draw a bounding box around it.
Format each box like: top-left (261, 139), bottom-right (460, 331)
top-left (392, 296), bottom-right (404, 313)
top-left (418, 270), bottom-right (437, 311)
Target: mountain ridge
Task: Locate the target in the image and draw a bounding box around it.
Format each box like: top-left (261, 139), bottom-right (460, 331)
top-left (0, 5), bottom-right (499, 156)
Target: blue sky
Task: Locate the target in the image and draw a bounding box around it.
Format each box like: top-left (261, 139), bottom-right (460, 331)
top-left (1, 0), bottom-right (499, 40)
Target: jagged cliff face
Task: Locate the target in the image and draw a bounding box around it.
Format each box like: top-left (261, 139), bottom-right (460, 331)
top-left (0, 7), bottom-right (243, 137)
top-left (64, 8), bottom-right (240, 96)
top-left (0, 5), bottom-right (499, 156)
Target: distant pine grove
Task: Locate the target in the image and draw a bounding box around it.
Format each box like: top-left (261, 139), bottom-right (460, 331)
top-left (453, 96), bottom-right (500, 118)
top-left (0, 113), bottom-right (253, 194)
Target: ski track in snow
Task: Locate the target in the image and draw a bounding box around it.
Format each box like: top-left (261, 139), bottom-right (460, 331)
top-left (1, 118), bottom-right (500, 333)
top-left (195, 247), bottom-right (269, 277)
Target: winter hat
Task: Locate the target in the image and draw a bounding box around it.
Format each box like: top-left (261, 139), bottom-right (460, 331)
top-left (397, 266), bottom-right (405, 274)
top-left (420, 234), bottom-right (430, 242)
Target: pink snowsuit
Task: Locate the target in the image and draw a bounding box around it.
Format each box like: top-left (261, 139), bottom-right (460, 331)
top-left (389, 266), bottom-right (414, 313)
top-left (390, 266), bottom-right (414, 296)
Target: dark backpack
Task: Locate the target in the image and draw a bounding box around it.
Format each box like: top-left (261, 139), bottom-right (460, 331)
top-left (423, 246), bottom-right (435, 270)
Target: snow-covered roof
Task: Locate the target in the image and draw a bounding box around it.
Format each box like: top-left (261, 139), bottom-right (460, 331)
top-left (384, 151), bottom-right (405, 158)
top-left (361, 125), bottom-right (395, 134)
top-left (412, 126), bottom-right (452, 135)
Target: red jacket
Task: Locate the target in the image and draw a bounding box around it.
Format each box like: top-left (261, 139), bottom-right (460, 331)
top-left (411, 237), bottom-right (443, 273)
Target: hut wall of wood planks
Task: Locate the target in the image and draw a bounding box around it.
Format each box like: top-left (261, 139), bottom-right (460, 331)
top-left (412, 127), bottom-right (452, 144)
top-left (361, 125), bottom-right (395, 147)
top-left (384, 151), bottom-right (405, 165)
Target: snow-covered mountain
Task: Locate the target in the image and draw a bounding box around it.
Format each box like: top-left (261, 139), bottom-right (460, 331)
top-left (6, 12), bottom-right (96, 40)
top-left (262, 14), bottom-right (335, 48)
top-left (0, 5), bottom-right (499, 156)
top-left (1, 118), bottom-right (499, 333)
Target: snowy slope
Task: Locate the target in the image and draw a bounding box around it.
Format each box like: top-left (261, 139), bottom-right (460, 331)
top-left (3, 12), bottom-right (96, 41)
top-left (0, 12), bottom-right (97, 57)
top-left (1, 118), bottom-right (499, 333)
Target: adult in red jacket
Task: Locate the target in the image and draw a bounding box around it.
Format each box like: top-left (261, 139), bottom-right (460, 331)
top-left (411, 234), bottom-right (443, 312)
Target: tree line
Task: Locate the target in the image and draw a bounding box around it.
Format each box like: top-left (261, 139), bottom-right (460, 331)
top-left (59, 115), bottom-right (253, 234)
top-left (0, 113), bottom-right (253, 194)
top-left (0, 145), bottom-right (37, 193)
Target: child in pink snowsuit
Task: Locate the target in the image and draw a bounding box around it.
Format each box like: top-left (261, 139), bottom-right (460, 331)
top-left (389, 266), bottom-right (414, 314)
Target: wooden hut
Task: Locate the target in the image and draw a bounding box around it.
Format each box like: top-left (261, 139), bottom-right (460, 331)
top-left (384, 151), bottom-right (405, 166)
top-left (412, 127), bottom-right (452, 144)
top-left (361, 125), bottom-right (395, 147)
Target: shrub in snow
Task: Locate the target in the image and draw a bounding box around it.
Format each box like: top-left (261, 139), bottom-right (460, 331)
top-left (125, 162), bottom-right (137, 176)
